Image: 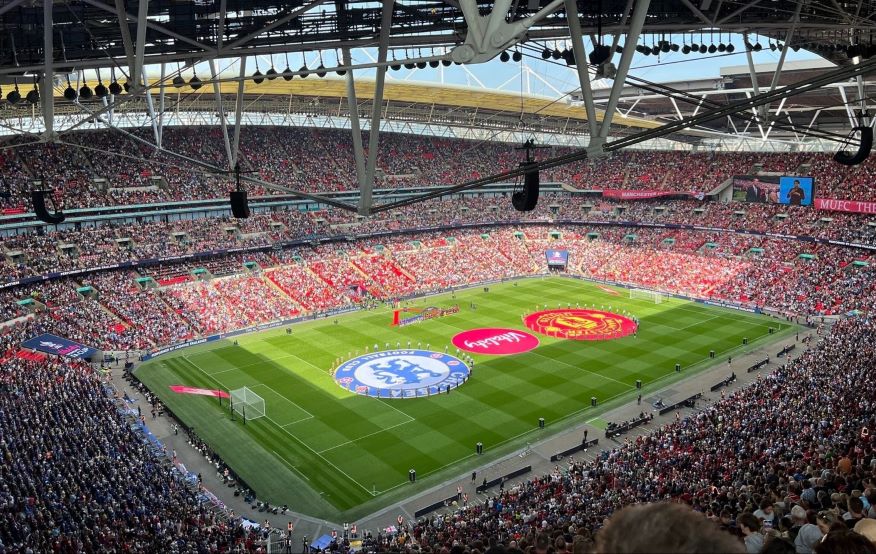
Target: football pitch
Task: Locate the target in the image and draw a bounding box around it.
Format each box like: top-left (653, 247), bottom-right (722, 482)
top-left (135, 277), bottom-right (797, 520)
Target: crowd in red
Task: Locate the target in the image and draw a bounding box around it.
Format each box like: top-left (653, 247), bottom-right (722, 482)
top-left (2, 128), bottom-right (875, 213)
top-left (3, 194), bottom-right (876, 286)
top-left (2, 223), bottom-right (875, 354)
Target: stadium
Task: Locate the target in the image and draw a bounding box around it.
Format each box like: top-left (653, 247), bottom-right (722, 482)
top-left (2, 0), bottom-right (876, 552)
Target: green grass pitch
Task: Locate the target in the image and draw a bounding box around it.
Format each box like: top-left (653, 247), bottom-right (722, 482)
top-left (135, 277), bottom-right (797, 520)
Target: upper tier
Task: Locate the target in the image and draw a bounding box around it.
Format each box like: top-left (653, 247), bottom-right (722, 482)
top-left (1, 127), bottom-right (873, 211)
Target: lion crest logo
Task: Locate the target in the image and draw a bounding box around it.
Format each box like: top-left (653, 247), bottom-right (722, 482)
top-left (369, 358), bottom-right (444, 385)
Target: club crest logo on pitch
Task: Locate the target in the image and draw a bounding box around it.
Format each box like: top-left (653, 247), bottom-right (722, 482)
top-left (524, 309), bottom-right (638, 340)
top-left (333, 350), bottom-right (471, 398)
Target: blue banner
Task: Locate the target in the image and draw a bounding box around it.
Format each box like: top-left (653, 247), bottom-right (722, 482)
top-left (21, 333), bottom-right (99, 359)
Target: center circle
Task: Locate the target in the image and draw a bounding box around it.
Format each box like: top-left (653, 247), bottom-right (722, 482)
top-left (523, 309), bottom-right (638, 341)
top-left (334, 350), bottom-right (471, 399)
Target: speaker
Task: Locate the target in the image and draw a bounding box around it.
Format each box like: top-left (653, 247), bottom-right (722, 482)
top-left (834, 126), bottom-right (873, 166)
top-left (511, 161), bottom-right (539, 212)
top-left (230, 189), bottom-right (250, 218)
top-left (31, 190), bottom-right (65, 224)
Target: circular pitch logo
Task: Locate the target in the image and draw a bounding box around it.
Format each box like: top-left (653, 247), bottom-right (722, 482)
top-left (524, 309), bottom-right (637, 341)
top-left (334, 350), bottom-right (471, 398)
top-left (452, 328), bottom-right (540, 355)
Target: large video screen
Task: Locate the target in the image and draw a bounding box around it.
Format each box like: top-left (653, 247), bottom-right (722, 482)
top-left (732, 175), bottom-right (814, 206)
top-left (778, 176), bottom-right (814, 206)
top-left (545, 250), bottom-right (569, 266)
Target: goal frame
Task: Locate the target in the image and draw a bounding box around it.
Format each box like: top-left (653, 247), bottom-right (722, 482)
top-left (230, 386), bottom-right (266, 421)
top-left (630, 288), bottom-right (664, 304)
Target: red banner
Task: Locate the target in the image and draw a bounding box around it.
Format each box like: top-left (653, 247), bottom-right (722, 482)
top-left (814, 198), bottom-right (876, 215)
top-left (601, 189), bottom-right (703, 200)
top-left (169, 385), bottom-right (230, 398)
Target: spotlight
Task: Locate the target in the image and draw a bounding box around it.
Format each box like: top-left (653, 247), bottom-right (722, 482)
top-left (753, 42), bottom-right (762, 52)
top-left (123, 80), bottom-right (131, 92)
top-left (551, 48), bottom-right (562, 60)
top-left (708, 44), bottom-right (717, 54)
top-left (64, 84), bottom-right (77, 100)
top-left (563, 49), bottom-right (575, 65)
top-left (25, 88), bottom-right (39, 105)
top-left (770, 41), bottom-right (777, 51)
top-left (429, 59), bottom-right (439, 68)
top-left (265, 67), bottom-right (278, 80)
top-left (671, 43), bottom-right (680, 52)
top-left (299, 64), bottom-right (309, 77)
top-left (541, 48), bottom-right (551, 59)
top-left (699, 44), bottom-right (708, 54)
top-left (642, 46), bottom-right (652, 56)
top-left (441, 59), bottom-right (452, 66)
top-left (79, 84), bottom-right (92, 100)
top-left (336, 68), bottom-right (346, 76)
top-left (252, 69), bottom-right (264, 84)
top-left (172, 75), bottom-right (185, 88)
top-left (691, 41), bottom-right (699, 51)
top-left (682, 45), bottom-right (691, 54)
top-left (660, 41), bottom-right (670, 53)
top-left (416, 61), bottom-right (426, 69)
top-left (635, 44), bottom-right (645, 53)
top-left (283, 66), bottom-right (294, 80)
top-left (500, 51), bottom-right (510, 62)
top-left (726, 43), bottom-right (735, 53)
top-left (95, 81), bottom-right (108, 98)
top-left (109, 80), bottom-right (122, 95)
top-left (316, 64), bottom-right (327, 77)
top-left (589, 44), bottom-right (611, 65)
top-left (188, 75), bottom-right (202, 90)
top-left (7, 87), bottom-right (21, 104)
top-left (718, 43), bottom-right (726, 52)
top-left (391, 64), bottom-right (402, 71)
top-left (791, 43), bottom-right (800, 52)
top-left (403, 62), bottom-right (415, 69)
top-left (512, 50), bottom-right (522, 62)
top-left (616, 45), bottom-right (624, 53)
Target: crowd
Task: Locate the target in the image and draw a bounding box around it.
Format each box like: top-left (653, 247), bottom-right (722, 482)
top-left (1, 128), bottom-right (876, 211)
top-left (5, 128), bottom-right (876, 553)
top-left (5, 192), bottom-right (876, 286)
top-left (0, 334), bottom-right (265, 551)
top-left (2, 224), bottom-right (875, 356)
top-left (380, 315), bottom-right (876, 553)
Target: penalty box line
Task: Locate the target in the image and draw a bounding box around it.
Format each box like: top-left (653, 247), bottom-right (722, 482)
top-left (316, 418), bottom-right (415, 454)
top-left (247, 383), bottom-right (315, 426)
top-left (179, 356), bottom-right (377, 497)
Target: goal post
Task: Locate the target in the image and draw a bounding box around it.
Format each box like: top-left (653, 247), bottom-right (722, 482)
top-left (230, 387), bottom-right (266, 421)
top-left (630, 288), bottom-right (663, 304)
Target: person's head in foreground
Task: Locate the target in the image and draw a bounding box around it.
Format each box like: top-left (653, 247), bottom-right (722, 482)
top-left (593, 502), bottom-right (745, 553)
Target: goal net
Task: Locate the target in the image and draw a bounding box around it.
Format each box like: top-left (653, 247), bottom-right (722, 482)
top-left (230, 387), bottom-right (266, 421)
top-left (630, 288), bottom-right (663, 304)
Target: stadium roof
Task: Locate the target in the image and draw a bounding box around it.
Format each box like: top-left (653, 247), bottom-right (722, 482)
top-left (576, 58), bottom-right (876, 144)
